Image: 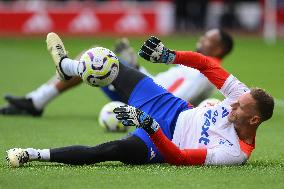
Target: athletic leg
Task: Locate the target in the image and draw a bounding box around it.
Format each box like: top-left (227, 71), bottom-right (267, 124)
top-left (111, 62), bottom-right (146, 103)
top-left (99, 57), bottom-right (142, 103)
top-left (50, 135), bottom-right (147, 165)
top-left (6, 135), bottom-right (148, 167)
top-left (100, 85), bottom-right (125, 102)
top-left (45, 33), bottom-right (189, 134)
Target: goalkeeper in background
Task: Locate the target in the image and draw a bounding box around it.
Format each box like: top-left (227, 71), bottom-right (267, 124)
top-left (6, 32), bottom-right (274, 167)
top-left (0, 29), bottom-right (233, 116)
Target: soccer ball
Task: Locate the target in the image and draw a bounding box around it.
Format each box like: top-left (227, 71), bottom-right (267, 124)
top-left (98, 101), bottom-right (130, 132)
top-left (78, 47), bottom-right (119, 87)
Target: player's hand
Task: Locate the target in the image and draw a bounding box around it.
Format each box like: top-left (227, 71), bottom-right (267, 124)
top-left (113, 105), bottom-right (160, 134)
top-left (138, 36), bottom-right (176, 64)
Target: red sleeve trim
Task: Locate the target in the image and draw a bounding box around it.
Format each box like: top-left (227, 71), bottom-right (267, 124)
top-left (150, 128), bottom-right (207, 165)
top-left (173, 51), bottom-right (230, 89)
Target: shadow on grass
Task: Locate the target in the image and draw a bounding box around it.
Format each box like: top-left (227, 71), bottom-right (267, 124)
top-left (2, 159), bottom-right (283, 171)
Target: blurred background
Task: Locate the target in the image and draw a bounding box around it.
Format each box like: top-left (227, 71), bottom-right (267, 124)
top-left (0, 2), bottom-right (284, 188)
top-left (0, 0), bottom-right (283, 43)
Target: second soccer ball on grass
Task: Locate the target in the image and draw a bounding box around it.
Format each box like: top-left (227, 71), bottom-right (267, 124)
top-left (98, 101), bottom-right (130, 132)
top-left (78, 47), bottom-right (119, 87)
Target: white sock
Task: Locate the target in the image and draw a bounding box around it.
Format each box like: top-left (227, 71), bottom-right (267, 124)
top-left (25, 148), bottom-right (50, 161)
top-left (61, 58), bottom-right (80, 77)
top-left (26, 84), bottom-right (59, 110)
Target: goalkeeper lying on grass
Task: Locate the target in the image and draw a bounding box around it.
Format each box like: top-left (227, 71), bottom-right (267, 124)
top-left (6, 33), bottom-right (274, 167)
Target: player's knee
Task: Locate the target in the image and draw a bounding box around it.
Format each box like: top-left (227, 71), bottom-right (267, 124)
top-left (117, 136), bottom-right (148, 165)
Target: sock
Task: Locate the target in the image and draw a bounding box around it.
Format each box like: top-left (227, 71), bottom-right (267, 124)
top-left (25, 148), bottom-right (50, 161)
top-left (26, 84), bottom-right (59, 110)
top-left (60, 58), bottom-right (80, 77)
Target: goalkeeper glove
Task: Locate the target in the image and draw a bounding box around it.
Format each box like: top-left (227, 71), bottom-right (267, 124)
top-left (113, 105), bottom-right (160, 135)
top-left (138, 36), bottom-right (176, 64)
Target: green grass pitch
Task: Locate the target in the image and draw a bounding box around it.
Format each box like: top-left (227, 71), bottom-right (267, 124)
top-left (0, 35), bottom-right (284, 189)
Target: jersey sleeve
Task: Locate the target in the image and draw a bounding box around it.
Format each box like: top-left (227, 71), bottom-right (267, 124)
top-left (205, 147), bottom-right (247, 165)
top-left (173, 51), bottom-right (230, 89)
top-left (150, 128), bottom-right (248, 166)
top-left (150, 128), bottom-right (207, 165)
top-left (219, 75), bottom-right (250, 106)
top-left (173, 51), bottom-right (249, 102)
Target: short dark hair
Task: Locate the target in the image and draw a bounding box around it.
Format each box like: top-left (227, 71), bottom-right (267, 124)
top-left (219, 29), bottom-right (234, 58)
top-left (250, 88), bottom-right (274, 122)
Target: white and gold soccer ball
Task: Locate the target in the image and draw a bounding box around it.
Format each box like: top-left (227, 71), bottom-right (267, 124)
top-left (98, 101), bottom-right (130, 132)
top-left (78, 47), bottom-right (119, 87)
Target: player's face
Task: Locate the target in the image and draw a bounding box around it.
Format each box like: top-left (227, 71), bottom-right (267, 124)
top-left (196, 29), bottom-right (222, 57)
top-left (228, 92), bottom-right (259, 125)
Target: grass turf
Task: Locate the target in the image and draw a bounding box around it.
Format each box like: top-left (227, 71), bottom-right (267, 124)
top-left (0, 35), bottom-right (284, 189)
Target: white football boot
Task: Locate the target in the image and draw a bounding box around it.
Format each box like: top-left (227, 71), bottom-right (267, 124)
top-left (46, 32), bottom-right (71, 80)
top-left (6, 148), bottom-right (29, 167)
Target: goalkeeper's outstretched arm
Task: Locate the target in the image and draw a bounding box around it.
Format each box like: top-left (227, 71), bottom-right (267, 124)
top-left (114, 105), bottom-right (207, 166)
top-left (173, 51), bottom-right (230, 89)
top-left (150, 128), bottom-right (207, 165)
top-left (139, 36), bottom-right (230, 90)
